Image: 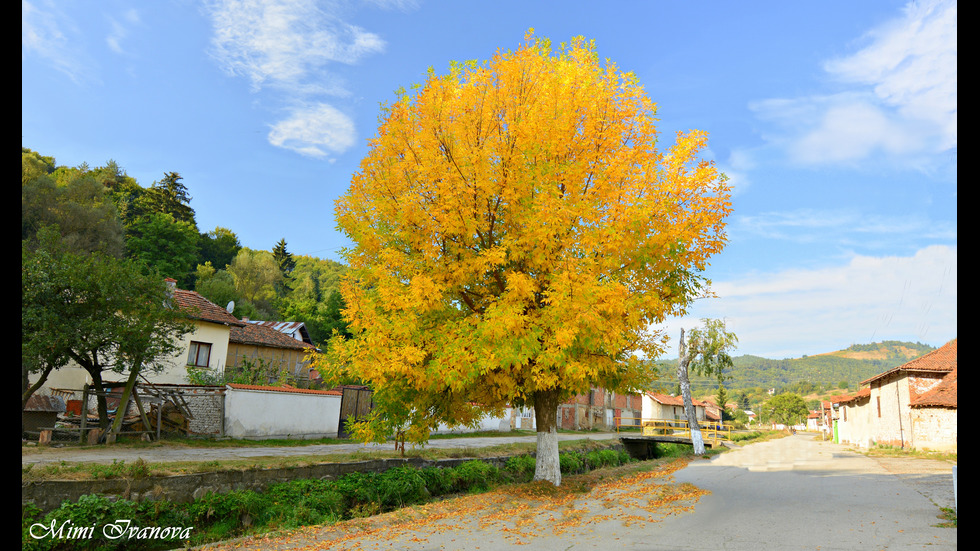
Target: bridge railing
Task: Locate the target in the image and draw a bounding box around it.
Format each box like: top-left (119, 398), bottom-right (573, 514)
top-left (615, 416), bottom-right (734, 443)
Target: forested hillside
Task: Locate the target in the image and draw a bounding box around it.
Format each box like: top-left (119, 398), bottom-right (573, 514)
top-left (651, 341), bottom-right (935, 409)
top-left (22, 147), bottom-right (349, 347)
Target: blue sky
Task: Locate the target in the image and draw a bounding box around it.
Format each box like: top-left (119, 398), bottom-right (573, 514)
top-left (23, 0), bottom-right (956, 359)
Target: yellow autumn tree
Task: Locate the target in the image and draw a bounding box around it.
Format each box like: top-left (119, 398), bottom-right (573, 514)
top-left (319, 31), bottom-right (732, 486)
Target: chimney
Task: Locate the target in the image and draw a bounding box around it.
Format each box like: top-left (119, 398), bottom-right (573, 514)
top-left (165, 278), bottom-right (177, 291)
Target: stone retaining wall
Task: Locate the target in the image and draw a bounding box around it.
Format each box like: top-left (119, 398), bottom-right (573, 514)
top-left (23, 456), bottom-right (512, 514)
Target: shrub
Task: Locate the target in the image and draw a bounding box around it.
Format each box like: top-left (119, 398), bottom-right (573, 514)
top-left (504, 455), bottom-right (536, 482)
top-left (559, 451), bottom-right (584, 474)
top-left (377, 466), bottom-right (429, 510)
top-left (24, 494), bottom-right (150, 551)
top-left (454, 460), bottom-right (500, 492)
top-left (585, 449), bottom-right (617, 469)
top-left (263, 479), bottom-right (344, 528)
top-left (419, 466), bottom-right (457, 497)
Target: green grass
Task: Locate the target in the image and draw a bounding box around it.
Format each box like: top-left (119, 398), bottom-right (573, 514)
top-left (935, 507), bottom-right (957, 528)
top-left (860, 443), bottom-right (956, 463)
top-left (21, 436), bottom-right (626, 482)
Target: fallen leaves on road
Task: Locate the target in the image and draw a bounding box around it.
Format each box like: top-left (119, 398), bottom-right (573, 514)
top-left (198, 457), bottom-right (708, 550)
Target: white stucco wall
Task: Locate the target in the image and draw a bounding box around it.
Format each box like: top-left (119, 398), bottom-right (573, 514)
top-left (223, 386), bottom-right (341, 440)
top-left (838, 399), bottom-right (874, 448)
top-left (911, 407), bottom-right (957, 452)
top-left (433, 408), bottom-right (514, 434)
top-left (29, 321), bottom-right (232, 393)
top-left (148, 322), bottom-right (232, 385)
top-left (641, 395), bottom-right (706, 422)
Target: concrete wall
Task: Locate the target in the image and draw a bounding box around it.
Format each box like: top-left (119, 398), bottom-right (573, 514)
top-left (22, 455), bottom-right (518, 515)
top-left (433, 408), bottom-right (513, 434)
top-left (223, 386), bottom-right (341, 439)
top-left (24, 445), bottom-right (630, 515)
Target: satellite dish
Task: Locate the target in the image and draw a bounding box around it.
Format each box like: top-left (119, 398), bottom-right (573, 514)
top-left (226, 301), bottom-right (235, 314)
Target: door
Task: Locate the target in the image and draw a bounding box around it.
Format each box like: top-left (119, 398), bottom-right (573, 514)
top-left (337, 386), bottom-right (373, 439)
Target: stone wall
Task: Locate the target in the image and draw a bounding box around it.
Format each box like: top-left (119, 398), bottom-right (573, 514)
top-left (24, 445), bottom-right (626, 515)
top-left (911, 407), bottom-right (957, 452)
top-left (24, 456), bottom-right (510, 514)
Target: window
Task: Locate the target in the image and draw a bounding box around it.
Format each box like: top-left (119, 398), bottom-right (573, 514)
top-left (187, 341), bottom-right (212, 367)
top-left (876, 396), bottom-right (881, 418)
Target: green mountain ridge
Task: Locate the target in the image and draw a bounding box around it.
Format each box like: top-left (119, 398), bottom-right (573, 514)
top-left (650, 340), bottom-right (936, 399)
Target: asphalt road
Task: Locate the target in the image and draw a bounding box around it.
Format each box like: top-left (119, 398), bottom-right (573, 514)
top-left (192, 433), bottom-right (955, 551)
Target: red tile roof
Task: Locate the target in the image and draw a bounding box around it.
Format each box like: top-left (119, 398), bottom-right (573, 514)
top-left (911, 367), bottom-right (957, 408)
top-left (861, 339), bottom-right (956, 386)
top-left (836, 388), bottom-right (870, 404)
top-left (226, 383), bottom-right (341, 396)
top-left (168, 280), bottom-right (245, 327)
top-left (825, 393), bottom-right (855, 404)
top-left (646, 392), bottom-right (708, 407)
top-left (230, 323), bottom-right (315, 351)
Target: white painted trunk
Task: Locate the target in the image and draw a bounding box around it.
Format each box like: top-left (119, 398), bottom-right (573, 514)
top-left (533, 427), bottom-right (561, 486)
top-left (678, 328), bottom-right (706, 456)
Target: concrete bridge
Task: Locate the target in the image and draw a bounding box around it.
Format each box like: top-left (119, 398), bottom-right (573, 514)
top-left (617, 418), bottom-right (734, 458)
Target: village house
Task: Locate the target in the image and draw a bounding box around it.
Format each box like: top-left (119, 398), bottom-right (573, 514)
top-left (641, 392), bottom-right (712, 425)
top-left (243, 319), bottom-right (315, 345)
top-left (907, 366), bottom-right (956, 452)
top-left (558, 387), bottom-right (644, 431)
top-left (35, 278), bottom-right (246, 392)
top-left (700, 397), bottom-right (738, 423)
top-left (835, 388), bottom-right (872, 447)
top-left (833, 339), bottom-right (956, 452)
top-left (226, 322), bottom-right (317, 386)
top-left (806, 409), bottom-right (823, 432)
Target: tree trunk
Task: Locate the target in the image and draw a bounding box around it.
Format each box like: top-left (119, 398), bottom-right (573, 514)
top-left (22, 364), bottom-right (54, 411)
top-left (678, 328), bottom-right (706, 455)
top-left (86, 368), bottom-right (111, 431)
top-left (107, 360), bottom-right (142, 444)
top-left (532, 387), bottom-right (562, 486)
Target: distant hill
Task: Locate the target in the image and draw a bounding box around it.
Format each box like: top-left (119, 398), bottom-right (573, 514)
top-left (650, 341), bottom-right (936, 401)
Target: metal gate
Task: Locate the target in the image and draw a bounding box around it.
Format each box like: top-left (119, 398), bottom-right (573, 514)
top-left (337, 386), bottom-right (373, 438)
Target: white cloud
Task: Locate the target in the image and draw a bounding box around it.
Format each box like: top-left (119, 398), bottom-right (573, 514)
top-left (204, 0), bottom-right (386, 157)
top-left (823, 0), bottom-right (956, 151)
top-left (748, 0), bottom-right (956, 168)
top-left (206, 0), bottom-right (385, 92)
top-left (361, 0), bottom-right (420, 10)
top-left (655, 245), bottom-right (957, 358)
top-left (105, 9), bottom-right (141, 55)
top-left (735, 208), bottom-right (956, 247)
top-left (267, 103), bottom-right (357, 158)
top-left (22, 0), bottom-right (96, 84)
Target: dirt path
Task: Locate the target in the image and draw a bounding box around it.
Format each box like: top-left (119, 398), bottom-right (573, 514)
top-left (21, 432), bottom-right (624, 466)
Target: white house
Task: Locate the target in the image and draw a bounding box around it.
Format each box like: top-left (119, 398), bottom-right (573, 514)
top-left (641, 393), bottom-right (709, 423)
top-left (35, 279), bottom-right (246, 392)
